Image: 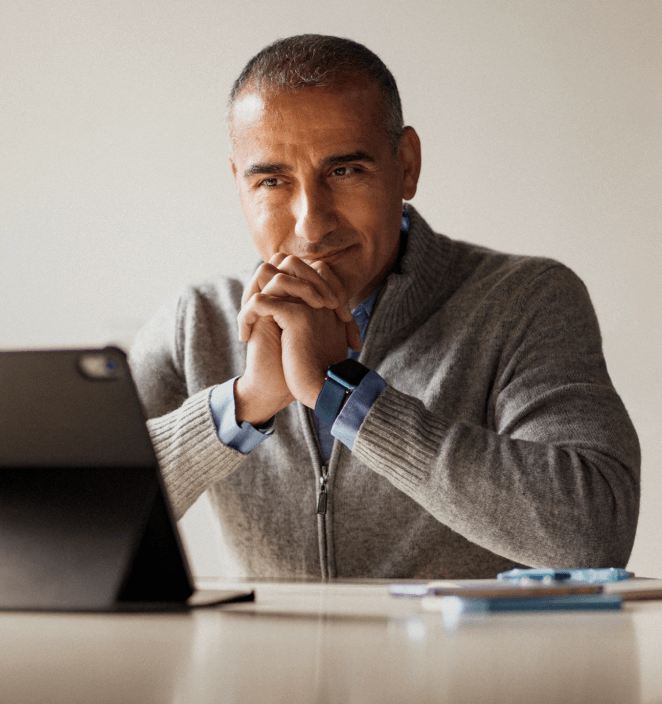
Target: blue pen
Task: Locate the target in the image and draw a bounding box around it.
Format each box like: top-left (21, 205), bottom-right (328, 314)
top-left (497, 567), bottom-right (632, 584)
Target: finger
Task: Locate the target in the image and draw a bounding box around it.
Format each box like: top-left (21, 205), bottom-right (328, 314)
top-left (275, 255), bottom-right (339, 307)
top-left (242, 262), bottom-right (281, 306)
top-left (346, 318), bottom-right (363, 352)
top-left (309, 261), bottom-right (354, 322)
top-left (247, 294), bottom-right (309, 335)
top-left (269, 253), bottom-right (287, 266)
top-left (237, 303), bottom-right (258, 342)
top-left (238, 293), bottom-right (270, 341)
top-left (261, 272), bottom-right (328, 310)
top-left (238, 293), bottom-right (304, 341)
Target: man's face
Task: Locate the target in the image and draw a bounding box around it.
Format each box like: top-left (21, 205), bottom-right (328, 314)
top-left (229, 78), bottom-right (420, 307)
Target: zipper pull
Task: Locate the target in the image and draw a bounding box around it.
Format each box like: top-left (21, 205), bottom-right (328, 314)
top-left (316, 475), bottom-right (328, 515)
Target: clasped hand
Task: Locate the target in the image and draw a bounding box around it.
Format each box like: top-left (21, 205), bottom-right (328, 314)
top-left (234, 254), bottom-right (362, 426)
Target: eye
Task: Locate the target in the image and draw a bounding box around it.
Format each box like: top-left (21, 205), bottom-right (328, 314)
top-left (259, 177), bottom-right (283, 188)
top-left (332, 166), bottom-right (360, 178)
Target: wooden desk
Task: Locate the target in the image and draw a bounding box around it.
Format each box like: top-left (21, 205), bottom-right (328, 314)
top-left (2, 580), bottom-right (662, 703)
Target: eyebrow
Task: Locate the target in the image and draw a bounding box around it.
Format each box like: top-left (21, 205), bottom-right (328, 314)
top-left (243, 151), bottom-right (376, 179)
top-left (322, 151), bottom-right (375, 168)
top-left (243, 162), bottom-right (292, 178)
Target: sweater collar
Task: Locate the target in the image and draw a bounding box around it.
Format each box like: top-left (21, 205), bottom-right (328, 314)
top-left (367, 203), bottom-right (454, 336)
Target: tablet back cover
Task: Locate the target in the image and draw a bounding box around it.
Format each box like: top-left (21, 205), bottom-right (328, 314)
top-left (0, 347), bottom-right (193, 611)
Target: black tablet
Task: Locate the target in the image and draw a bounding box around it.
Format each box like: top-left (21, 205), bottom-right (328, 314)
top-left (0, 347), bottom-right (222, 611)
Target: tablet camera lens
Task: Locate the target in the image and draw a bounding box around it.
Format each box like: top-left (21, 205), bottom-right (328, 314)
top-left (78, 352), bottom-right (123, 379)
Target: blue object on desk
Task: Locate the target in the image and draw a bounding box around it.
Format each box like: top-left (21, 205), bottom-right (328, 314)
top-left (497, 568), bottom-right (631, 584)
top-left (442, 594), bottom-right (623, 614)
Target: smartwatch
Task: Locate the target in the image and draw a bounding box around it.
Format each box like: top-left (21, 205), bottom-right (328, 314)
top-left (314, 359), bottom-right (370, 427)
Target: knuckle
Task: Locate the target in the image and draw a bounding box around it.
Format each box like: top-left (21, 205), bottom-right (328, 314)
top-left (242, 294), bottom-right (264, 315)
top-left (256, 262), bottom-right (274, 276)
top-left (301, 278), bottom-right (317, 294)
top-left (272, 272), bottom-right (289, 286)
top-left (257, 263), bottom-right (278, 283)
top-left (278, 254), bottom-right (296, 269)
top-left (282, 255), bottom-right (308, 276)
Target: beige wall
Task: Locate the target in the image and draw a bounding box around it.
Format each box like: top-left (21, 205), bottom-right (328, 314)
top-left (2, 1), bottom-right (660, 577)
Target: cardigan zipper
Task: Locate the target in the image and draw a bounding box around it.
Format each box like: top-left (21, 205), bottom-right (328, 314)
top-left (316, 464), bottom-right (329, 514)
top-left (300, 404), bottom-right (333, 578)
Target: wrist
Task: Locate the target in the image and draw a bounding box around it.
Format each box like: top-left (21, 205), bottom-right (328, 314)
top-left (234, 376), bottom-right (289, 427)
top-left (301, 372), bottom-right (327, 410)
top-left (314, 359), bottom-right (371, 426)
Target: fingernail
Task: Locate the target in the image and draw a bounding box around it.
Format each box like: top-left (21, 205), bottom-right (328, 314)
top-left (328, 290), bottom-right (338, 304)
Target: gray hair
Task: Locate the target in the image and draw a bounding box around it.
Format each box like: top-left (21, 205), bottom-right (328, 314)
top-left (228, 34), bottom-right (404, 153)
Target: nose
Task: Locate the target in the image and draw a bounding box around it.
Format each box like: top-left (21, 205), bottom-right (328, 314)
top-left (293, 182), bottom-right (336, 243)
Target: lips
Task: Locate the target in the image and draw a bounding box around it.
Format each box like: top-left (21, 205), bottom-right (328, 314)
top-left (300, 245), bottom-right (354, 266)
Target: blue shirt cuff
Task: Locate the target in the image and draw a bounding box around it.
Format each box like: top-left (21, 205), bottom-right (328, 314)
top-left (331, 370), bottom-right (387, 450)
top-left (209, 378), bottom-right (274, 454)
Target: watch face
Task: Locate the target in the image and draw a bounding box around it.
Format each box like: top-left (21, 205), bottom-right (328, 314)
top-left (328, 359), bottom-right (369, 388)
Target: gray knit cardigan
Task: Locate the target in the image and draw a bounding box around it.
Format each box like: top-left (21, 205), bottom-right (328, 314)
top-left (129, 205), bottom-right (640, 579)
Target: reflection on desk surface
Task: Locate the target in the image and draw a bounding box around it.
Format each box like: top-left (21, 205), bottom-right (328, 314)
top-left (2, 580), bottom-right (662, 704)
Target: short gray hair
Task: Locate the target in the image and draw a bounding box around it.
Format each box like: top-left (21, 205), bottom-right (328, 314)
top-left (228, 34), bottom-right (404, 153)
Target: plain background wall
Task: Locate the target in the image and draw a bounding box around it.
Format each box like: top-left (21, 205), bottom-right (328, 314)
top-left (1, 0), bottom-right (660, 578)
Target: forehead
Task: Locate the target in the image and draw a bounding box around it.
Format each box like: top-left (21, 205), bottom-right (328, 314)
top-left (229, 81), bottom-right (387, 161)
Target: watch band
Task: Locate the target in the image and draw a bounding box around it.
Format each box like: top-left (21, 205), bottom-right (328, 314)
top-left (314, 359), bottom-right (370, 426)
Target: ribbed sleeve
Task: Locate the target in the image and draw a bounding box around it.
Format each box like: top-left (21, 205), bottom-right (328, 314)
top-left (354, 385), bottom-right (449, 493)
top-left (146, 387), bottom-right (245, 519)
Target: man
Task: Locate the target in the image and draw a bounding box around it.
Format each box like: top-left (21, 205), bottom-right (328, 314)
top-left (130, 35), bottom-right (640, 579)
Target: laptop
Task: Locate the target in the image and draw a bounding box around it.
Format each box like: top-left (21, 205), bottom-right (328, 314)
top-left (0, 347), bottom-right (253, 611)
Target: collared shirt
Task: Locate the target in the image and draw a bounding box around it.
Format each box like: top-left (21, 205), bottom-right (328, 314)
top-left (210, 208), bottom-right (410, 458)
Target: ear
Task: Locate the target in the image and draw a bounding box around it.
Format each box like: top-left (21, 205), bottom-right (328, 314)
top-left (398, 127), bottom-right (421, 201)
top-left (229, 155), bottom-right (238, 184)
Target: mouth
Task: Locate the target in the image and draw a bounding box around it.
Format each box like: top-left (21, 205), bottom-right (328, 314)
top-left (300, 245), bottom-right (355, 266)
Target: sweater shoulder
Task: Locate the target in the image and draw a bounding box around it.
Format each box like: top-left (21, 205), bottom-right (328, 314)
top-left (445, 237), bottom-right (587, 308)
top-left (451, 237), bottom-right (566, 283)
top-left (174, 267), bottom-right (255, 320)
top-left (405, 203), bottom-right (579, 300)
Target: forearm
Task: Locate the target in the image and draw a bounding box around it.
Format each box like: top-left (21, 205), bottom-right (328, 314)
top-left (147, 388), bottom-right (245, 519)
top-left (353, 385), bottom-right (640, 568)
